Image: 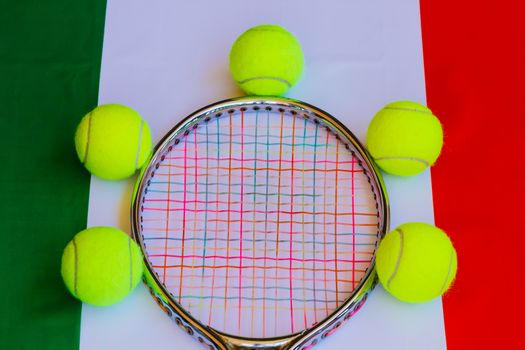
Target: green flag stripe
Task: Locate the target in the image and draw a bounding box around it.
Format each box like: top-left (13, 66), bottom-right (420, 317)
top-left (0, 1), bottom-right (106, 349)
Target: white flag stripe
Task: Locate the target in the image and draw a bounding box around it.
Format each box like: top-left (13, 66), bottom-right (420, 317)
top-left (81, 1), bottom-right (446, 349)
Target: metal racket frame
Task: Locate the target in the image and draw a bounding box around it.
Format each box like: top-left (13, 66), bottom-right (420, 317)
top-left (131, 96), bottom-right (390, 350)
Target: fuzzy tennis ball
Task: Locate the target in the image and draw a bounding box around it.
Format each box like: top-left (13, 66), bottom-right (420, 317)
top-left (376, 222), bottom-right (457, 303)
top-left (74, 104), bottom-right (152, 180)
top-left (366, 101), bottom-right (443, 176)
top-left (229, 24), bottom-right (305, 96)
top-left (61, 226), bottom-right (143, 306)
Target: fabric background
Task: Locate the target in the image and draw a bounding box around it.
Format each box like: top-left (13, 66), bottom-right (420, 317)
top-left (1, 0), bottom-right (524, 349)
top-left (0, 1), bottom-right (106, 349)
top-left (421, 0), bottom-right (525, 348)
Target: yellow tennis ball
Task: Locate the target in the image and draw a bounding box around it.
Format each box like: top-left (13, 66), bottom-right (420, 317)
top-left (74, 104), bottom-right (152, 180)
top-left (366, 101), bottom-right (443, 176)
top-left (61, 226), bottom-right (144, 306)
top-left (229, 24), bottom-right (305, 96)
top-left (375, 222), bottom-right (457, 303)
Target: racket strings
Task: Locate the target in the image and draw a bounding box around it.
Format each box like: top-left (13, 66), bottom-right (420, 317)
top-left (140, 106), bottom-right (380, 338)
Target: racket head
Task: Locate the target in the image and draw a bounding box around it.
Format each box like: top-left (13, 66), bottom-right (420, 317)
top-left (132, 97), bottom-right (389, 350)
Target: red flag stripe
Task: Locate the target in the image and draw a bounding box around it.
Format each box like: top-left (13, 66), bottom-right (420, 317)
top-left (420, 1), bottom-right (525, 348)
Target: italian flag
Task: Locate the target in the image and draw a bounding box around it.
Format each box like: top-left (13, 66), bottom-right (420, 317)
top-left (1, 1), bottom-right (522, 349)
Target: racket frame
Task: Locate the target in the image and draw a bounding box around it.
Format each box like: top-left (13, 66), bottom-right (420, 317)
top-left (131, 96), bottom-right (390, 350)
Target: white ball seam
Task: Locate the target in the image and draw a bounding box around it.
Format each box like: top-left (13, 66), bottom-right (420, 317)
top-left (237, 76), bottom-right (291, 88)
top-left (374, 156), bottom-right (430, 167)
top-left (383, 106), bottom-right (433, 115)
top-left (135, 119), bottom-right (144, 171)
top-left (386, 228), bottom-right (404, 289)
top-left (72, 237), bottom-right (79, 295)
top-left (439, 247), bottom-right (455, 294)
top-left (82, 111), bottom-right (94, 164)
top-left (127, 236), bottom-right (133, 291)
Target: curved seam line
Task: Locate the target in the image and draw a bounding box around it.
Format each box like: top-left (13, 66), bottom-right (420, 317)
top-left (387, 228), bottom-right (404, 289)
top-left (236, 76), bottom-right (292, 88)
top-left (384, 106), bottom-right (432, 115)
top-left (135, 119), bottom-right (144, 170)
top-left (374, 156), bottom-right (430, 167)
top-left (73, 237), bottom-right (78, 295)
top-left (128, 236), bottom-right (133, 291)
top-left (83, 112), bottom-right (93, 164)
top-left (439, 248), bottom-right (454, 294)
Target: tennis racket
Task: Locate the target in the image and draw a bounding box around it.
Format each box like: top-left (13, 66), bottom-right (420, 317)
top-left (131, 97), bottom-right (389, 350)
